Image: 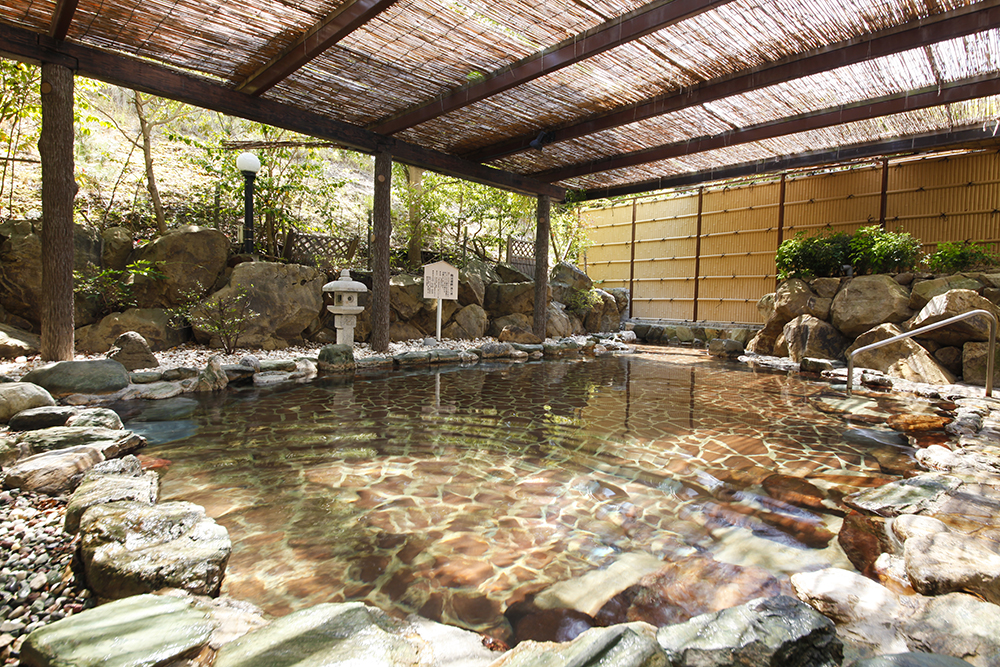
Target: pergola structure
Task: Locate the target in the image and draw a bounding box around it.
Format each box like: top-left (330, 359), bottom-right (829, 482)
top-left (3, 0), bottom-right (1000, 354)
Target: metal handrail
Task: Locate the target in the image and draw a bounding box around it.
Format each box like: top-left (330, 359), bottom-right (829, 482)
top-left (846, 308), bottom-right (997, 397)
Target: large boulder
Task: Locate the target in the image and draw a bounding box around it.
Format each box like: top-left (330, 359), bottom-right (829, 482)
top-left (848, 324), bottom-right (955, 385)
top-left (831, 275), bottom-right (913, 338)
top-left (101, 226), bottom-right (134, 271)
top-left (63, 455), bottom-right (159, 534)
top-left (963, 341), bottom-right (1000, 387)
top-left (910, 275), bottom-right (985, 310)
top-left (458, 269), bottom-right (485, 307)
top-left (546, 301), bottom-right (578, 339)
top-left (489, 313), bottom-right (532, 338)
top-left (907, 289), bottom-right (1000, 347)
top-left (106, 331), bottom-right (159, 371)
top-left (550, 262), bottom-right (593, 305)
top-left (496, 262), bottom-right (532, 283)
top-left (192, 261), bottom-right (324, 350)
top-left (443, 304), bottom-right (488, 340)
top-left (75, 308), bottom-right (188, 353)
top-left (0, 322), bottom-right (40, 358)
top-left (79, 500), bottom-right (231, 598)
top-left (129, 226), bottom-right (230, 308)
top-left (655, 595), bottom-right (843, 667)
top-left (486, 281), bottom-right (542, 317)
top-left (747, 279), bottom-right (816, 355)
top-left (21, 359), bottom-right (130, 397)
top-left (784, 314), bottom-right (848, 362)
top-left (583, 289), bottom-right (620, 333)
top-left (20, 594), bottom-right (215, 667)
top-left (389, 274), bottom-right (426, 320)
top-left (0, 382), bottom-right (55, 423)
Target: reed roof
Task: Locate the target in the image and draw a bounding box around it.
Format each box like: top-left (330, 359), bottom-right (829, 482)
top-left (3, 0), bottom-right (1000, 200)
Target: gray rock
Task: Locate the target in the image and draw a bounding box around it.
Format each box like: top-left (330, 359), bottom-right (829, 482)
top-left (801, 357), bottom-right (838, 373)
top-left (848, 323), bottom-right (955, 385)
top-left (905, 531), bottom-right (1000, 604)
top-left (213, 602), bottom-right (493, 667)
top-left (12, 426), bottom-right (144, 458)
top-left (497, 262), bottom-right (533, 283)
top-left (811, 277), bottom-right (842, 298)
top-left (2, 445), bottom-right (104, 494)
top-left (129, 371), bottom-right (163, 384)
top-left (907, 290), bottom-right (1000, 347)
top-left (583, 289), bottom-right (620, 333)
top-left (318, 344), bottom-right (355, 373)
top-left (0, 322), bottom-right (40, 358)
top-left (458, 269), bottom-right (485, 307)
top-left (101, 226), bottom-right (133, 271)
top-left (910, 275), bottom-right (985, 310)
top-left (785, 314), bottom-right (848, 362)
top-left (831, 275), bottom-right (913, 338)
top-left (21, 359), bottom-right (129, 398)
top-left (106, 331), bottom-right (159, 371)
top-left (162, 366), bottom-right (199, 381)
top-left (489, 313), bottom-right (532, 338)
top-left (480, 341), bottom-right (515, 359)
top-left (192, 261), bottom-right (324, 350)
top-left (75, 308), bottom-right (189, 353)
top-left (129, 225), bottom-right (231, 309)
top-left (66, 407), bottom-right (124, 430)
top-left (655, 595), bottom-right (842, 667)
top-left (498, 623), bottom-right (664, 667)
top-left (850, 654), bottom-right (976, 667)
top-left (238, 355), bottom-right (261, 371)
top-left (845, 475), bottom-right (960, 517)
top-left (486, 281), bottom-right (542, 317)
top-left (443, 304), bottom-right (488, 340)
top-left (20, 594), bottom-right (213, 667)
top-left (899, 593), bottom-right (1000, 666)
top-left (79, 500), bottom-right (231, 598)
top-left (7, 405), bottom-right (77, 431)
top-left (708, 338), bottom-right (744, 357)
top-left (0, 382), bottom-right (55, 423)
top-left (64, 455), bottom-right (159, 533)
top-left (962, 341), bottom-right (1000, 387)
top-left (194, 355), bottom-right (229, 392)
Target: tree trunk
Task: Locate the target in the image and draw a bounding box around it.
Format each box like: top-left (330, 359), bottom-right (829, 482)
top-left (39, 63), bottom-right (76, 361)
top-left (533, 195), bottom-right (551, 340)
top-left (406, 166), bottom-right (424, 269)
top-left (134, 91), bottom-right (166, 234)
top-left (370, 149), bottom-right (392, 353)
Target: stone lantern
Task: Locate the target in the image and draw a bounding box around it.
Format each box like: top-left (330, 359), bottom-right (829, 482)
top-left (322, 269), bottom-right (367, 346)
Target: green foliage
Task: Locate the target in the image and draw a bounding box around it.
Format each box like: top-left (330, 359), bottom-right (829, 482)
top-left (169, 283), bottom-right (258, 354)
top-left (848, 226), bottom-right (922, 275)
top-left (925, 240), bottom-right (1000, 273)
top-left (73, 260), bottom-right (165, 317)
top-left (565, 288), bottom-right (603, 314)
top-left (1, 60), bottom-right (41, 219)
top-left (776, 225), bottom-right (922, 279)
top-left (775, 231), bottom-right (852, 280)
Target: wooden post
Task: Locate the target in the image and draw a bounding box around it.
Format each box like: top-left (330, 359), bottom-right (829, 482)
top-left (370, 148), bottom-right (392, 353)
top-left (39, 63), bottom-right (76, 361)
top-left (533, 195), bottom-right (551, 339)
top-left (692, 187), bottom-right (703, 322)
top-left (776, 172), bottom-right (787, 287)
top-left (628, 197), bottom-right (637, 319)
top-left (879, 158), bottom-right (889, 230)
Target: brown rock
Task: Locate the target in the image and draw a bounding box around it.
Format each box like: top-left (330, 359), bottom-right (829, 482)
top-left (106, 331), bottom-right (159, 371)
top-left (886, 413), bottom-right (952, 432)
top-left (499, 325), bottom-right (542, 345)
top-left (762, 474), bottom-right (828, 513)
top-left (838, 510), bottom-right (891, 578)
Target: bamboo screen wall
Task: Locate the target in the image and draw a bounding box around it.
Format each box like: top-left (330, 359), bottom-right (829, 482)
top-left (582, 150), bottom-right (1000, 325)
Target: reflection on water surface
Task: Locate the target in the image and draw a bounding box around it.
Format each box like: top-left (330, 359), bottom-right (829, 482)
top-left (124, 350), bottom-right (932, 638)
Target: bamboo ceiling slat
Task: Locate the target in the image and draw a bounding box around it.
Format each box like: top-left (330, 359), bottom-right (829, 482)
top-left (0, 0), bottom-right (55, 31)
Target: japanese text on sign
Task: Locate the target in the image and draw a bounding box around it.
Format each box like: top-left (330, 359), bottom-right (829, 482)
top-left (423, 261), bottom-right (458, 300)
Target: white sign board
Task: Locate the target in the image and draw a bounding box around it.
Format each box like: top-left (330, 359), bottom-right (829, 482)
top-left (423, 261), bottom-right (459, 300)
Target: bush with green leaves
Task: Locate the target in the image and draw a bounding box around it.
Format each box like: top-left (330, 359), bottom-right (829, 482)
top-left (74, 260), bottom-right (164, 317)
top-left (565, 288), bottom-right (604, 314)
top-left (775, 231), bottom-right (852, 280)
top-left (925, 240), bottom-right (1000, 273)
top-left (169, 284), bottom-right (258, 354)
top-left (848, 226), bottom-right (922, 275)
top-left (775, 225), bottom-right (922, 280)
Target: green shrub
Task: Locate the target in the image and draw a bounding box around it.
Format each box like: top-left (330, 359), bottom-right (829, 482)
top-left (169, 283), bottom-right (258, 354)
top-left (74, 260), bottom-right (164, 317)
top-left (848, 226), bottom-right (922, 275)
top-left (565, 288), bottom-right (604, 314)
top-left (925, 240), bottom-right (1000, 273)
top-left (775, 231), bottom-right (852, 280)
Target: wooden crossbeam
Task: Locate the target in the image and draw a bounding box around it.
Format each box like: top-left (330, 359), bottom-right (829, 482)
top-left (534, 74), bottom-right (1000, 183)
top-left (48, 0), bottom-right (80, 40)
top-left (370, 0), bottom-right (736, 135)
top-left (580, 127), bottom-right (1000, 200)
top-left (467, 0), bottom-right (1000, 163)
top-left (239, 0), bottom-right (401, 96)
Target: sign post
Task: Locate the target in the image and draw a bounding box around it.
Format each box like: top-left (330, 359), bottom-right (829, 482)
top-left (423, 261), bottom-right (459, 341)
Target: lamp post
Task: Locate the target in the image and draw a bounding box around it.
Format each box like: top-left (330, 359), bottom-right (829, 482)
top-left (236, 152), bottom-right (261, 254)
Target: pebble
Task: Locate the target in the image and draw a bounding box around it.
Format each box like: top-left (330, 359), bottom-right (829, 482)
top-left (0, 490), bottom-right (94, 666)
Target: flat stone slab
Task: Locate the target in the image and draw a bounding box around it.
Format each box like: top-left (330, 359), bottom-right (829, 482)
top-left (80, 500), bottom-right (231, 599)
top-left (12, 426), bottom-right (144, 458)
top-left (64, 455), bottom-right (159, 533)
top-left (494, 623), bottom-right (663, 667)
top-left (19, 593), bottom-right (213, 667)
top-left (2, 445), bottom-right (104, 494)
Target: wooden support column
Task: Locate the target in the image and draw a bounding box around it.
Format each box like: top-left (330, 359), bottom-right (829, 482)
top-left (370, 147), bottom-right (392, 353)
top-left (776, 172), bottom-right (787, 287)
top-left (39, 63), bottom-right (76, 361)
top-left (878, 158), bottom-right (890, 229)
top-left (533, 195), bottom-right (551, 339)
top-left (628, 197), bottom-right (637, 319)
top-left (692, 187), bottom-right (703, 322)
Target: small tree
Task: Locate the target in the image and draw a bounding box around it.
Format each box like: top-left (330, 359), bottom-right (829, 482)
top-left (74, 260), bottom-right (165, 317)
top-left (169, 284), bottom-right (258, 354)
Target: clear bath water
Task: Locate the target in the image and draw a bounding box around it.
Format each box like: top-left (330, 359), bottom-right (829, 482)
top-left (121, 349), bottom-right (940, 638)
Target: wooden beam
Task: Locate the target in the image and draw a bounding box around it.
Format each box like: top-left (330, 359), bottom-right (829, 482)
top-left (580, 126), bottom-right (1000, 200)
top-left (0, 22), bottom-right (565, 200)
top-left (48, 0), bottom-right (80, 40)
top-left (532, 73), bottom-right (1000, 183)
top-left (466, 0), bottom-right (1000, 163)
top-left (370, 0), bottom-right (736, 135)
top-left (239, 0), bottom-right (401, 96)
